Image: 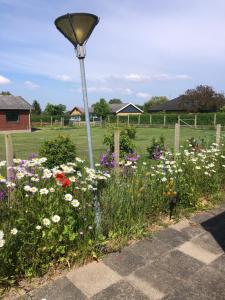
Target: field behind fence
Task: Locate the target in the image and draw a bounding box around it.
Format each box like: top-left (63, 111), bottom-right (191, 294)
top-left (0, 125), bottom-right (224, 165)
top-left (31, 112), bottom-right (225, 129)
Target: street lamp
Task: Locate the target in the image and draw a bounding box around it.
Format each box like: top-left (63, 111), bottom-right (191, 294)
top-left (55, 13), bottom-right (99, 169)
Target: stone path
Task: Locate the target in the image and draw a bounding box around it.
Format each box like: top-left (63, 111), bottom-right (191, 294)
top-left (20, 204), bottom-right (225, 300)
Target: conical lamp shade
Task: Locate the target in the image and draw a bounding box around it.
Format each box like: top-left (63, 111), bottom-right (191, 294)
top-left (55, 13), bottom-right (99, 46)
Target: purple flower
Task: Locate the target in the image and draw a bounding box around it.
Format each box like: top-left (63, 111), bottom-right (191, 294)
top-left (100, 150), bottom-right (116, 168)
top-left (0, 189), bottom-right (7, 201)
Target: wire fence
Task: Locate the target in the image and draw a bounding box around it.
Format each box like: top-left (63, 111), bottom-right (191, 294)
top-left (0, 124), bottom-right (223, 165)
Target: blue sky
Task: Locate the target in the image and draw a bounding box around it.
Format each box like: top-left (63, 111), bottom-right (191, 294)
top-left (0, 0), bottom-right (225, 110)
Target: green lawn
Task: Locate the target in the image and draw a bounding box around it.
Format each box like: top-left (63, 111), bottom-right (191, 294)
top-left (0, 126), bottom-right (219, 161)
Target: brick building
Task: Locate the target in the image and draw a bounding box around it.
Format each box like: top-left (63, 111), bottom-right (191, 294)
top-left (0, 95), bottom-right (32, 132)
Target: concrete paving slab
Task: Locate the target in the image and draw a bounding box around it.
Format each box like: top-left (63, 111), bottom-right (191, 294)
top-left (187, 266), bottom-right (225, 299)
top-left (91, 280), bottom-right (149, 300)
top-left (181, 224), bottom-right (206, 239)
top-left (192, 232), bottom-right (224, 255)
top-left (133, 261), bottom-right (186, 295)
top-left (154, 228), bottom-right (188, 247)
top-left (21, 277), bottom-right (87, 300)
top-left (150, 250), bottom-right (204, 280)
top-left (127, 273), bottom-right (165, 300)
top-left (67, 261), bottom-right (121, 298)
top-left (169, 218), bottom-right (190, 231)
top-left (178, 241), bottom-right (220, 264)
top-left (209, 253), bottom-right (225, 274)
top-left (162, 284), bottom-right (211, 300)
top-left (129, 239), bottom-right (172, 262)
top-left (191, 211), bottom-right (214, 224)
top-left (103, 249), bottom-right (145, 276)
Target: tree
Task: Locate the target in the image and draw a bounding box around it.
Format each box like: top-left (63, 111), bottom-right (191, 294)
top-left (0, 91), bottom-right (11, 95)
top-left (93, 98), bottom-right (110, 119)
top-left (109, 98), bottom-right (122, 104)
top-left (179, 85), bottom-right (225, 112)
top-left (32, 100), bottom-right (42, 115)
top-left (44, 103), bottom-right (66, 116)
top-left (143, 96), bottom-right (169, 112)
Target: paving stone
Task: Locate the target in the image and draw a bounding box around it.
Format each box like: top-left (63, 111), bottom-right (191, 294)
top-left (190, 211), bottom-right (214, 224)
top-left (21, 277), bottom-right (87, 300)
top-left (91, 280), bottom-right (149, 300)
top-left (67, 261), bottom-right (121, 298)
top-left (192, 232), bottom-right (224, 255)
top-left (187, 266), bottom-right (225, 299)
top-left (127, 273), bottom-right (165, 300)
top-left (178, 241), bottom-right (220, 264)
top-left (129, 238), bottom-right (172, 262)
top-left (169, 218), bottom-right (190, 231)
top-left (162, 284), bottom-right (211, 300)
top-left (181, 224), bottom-right (206, 239)
top-left (103, 249), bottom-right (145, 276)
top-left (209, 253), bottom-right (225, 274)
top-left (149, 250), bottom-right (204, 280)
top-left (133, 261), bottom-right (186, 295)
top-left (210, 206), bottom-right (225, 215)
top-left (154, 228), bottom-right (188, 247)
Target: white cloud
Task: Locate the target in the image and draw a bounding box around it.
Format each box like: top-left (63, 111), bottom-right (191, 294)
top-left (124, 74), bottom-right (150, 82)
top-left (55, 74), bottom-right (74, 82)
top-left (24, 80), bottom-right (39, 89)
top-left (136, 92), bottom-right (151, 98)
top-left (0, 75), bottom-right (10, 85)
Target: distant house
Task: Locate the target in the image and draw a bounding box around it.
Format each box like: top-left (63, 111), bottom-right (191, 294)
top-left (0, 95), bottom-right (32, 132)
top-left (149, 97), bottom-right (183, 113)
top-left (70, 102), bottom-right (143, 117)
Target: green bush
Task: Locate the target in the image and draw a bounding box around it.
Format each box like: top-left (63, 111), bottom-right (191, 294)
top-left (39, 135), bottom-right (76, 168)
top-left (146, 136), bottom-right (166, 159)
top-left (125, 126), bottom-right (136, 139)
top-left (103, 129), bottom-right (135, 157)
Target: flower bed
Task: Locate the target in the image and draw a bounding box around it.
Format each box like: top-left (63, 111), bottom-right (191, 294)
top-left (1, 144), bottom-right (225, 289)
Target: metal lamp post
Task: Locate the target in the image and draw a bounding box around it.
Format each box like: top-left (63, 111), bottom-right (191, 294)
top-left (55, 13), bottom-right (99, 169)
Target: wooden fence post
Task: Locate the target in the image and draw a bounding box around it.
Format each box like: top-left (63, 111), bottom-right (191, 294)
top-left (60, 117), bottom-right (63, 128)
top-left (107, 115), bottom-right (110, 123)
top-left (5, 134), bottom-right (14, 181)
top-left (150, 114), bottom-right (152, 126)
top-left (138, 115), bottom-right (140, 126)
top-left (194, 115), bottom-right (197, 128)
top-left (174, 123), bottom-right (180, 152)
top-left (114, 129), bottom-right (120, 169)
top-left (117, 115), bottom-right (119, 126)
top-left (216, 124), bottom-right (221, 149)
top-left (178, 115), bottom-right (180, 125)
top-left (164, 115), bottom-right (166, 127)
top-left (127, 114), bottom-right (130, 126)
top-left (214, 113), bottom-right (217, 127)
top-left (41, 119), bottom-right (43, 128)
top-left (51, 116), bottom-right (53, 127)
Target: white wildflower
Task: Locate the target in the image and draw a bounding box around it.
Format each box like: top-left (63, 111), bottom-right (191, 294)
top-left (71, 199), bottom-right (80, 207)
top-left (64, 194), bottom-right (72, 201)
top-left (10, 228), bottom-right (18, 235)
top-left (24, 185), bottom-right (31, 192)
top-left (42, 218), bottom-right (51, 226)
top-left (40, 188), bottom-right (49, 195)
top-left (36, 225), bottom-right (42, 230)
top-left (51, 215), bottom-right (60, 223)
top-left (0, 239), bottom-right (5, 248)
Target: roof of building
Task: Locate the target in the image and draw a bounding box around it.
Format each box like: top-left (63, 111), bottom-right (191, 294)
top-left (71, 103), bottom-right (143, 114)
top-left (0, 95), bottom-right (32, 110)
top-left (149, 97), bottom-right (183, 112)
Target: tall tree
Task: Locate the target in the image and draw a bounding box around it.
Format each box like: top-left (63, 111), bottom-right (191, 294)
top-left (179, 85), bottom-right (225, 112)
top-left (109, 98), bottom-right (122, 104)
top-left (44, 103), bottom-right (66, 115)
top-left (32, 100), bottom-right (42, 115)
top-left (143, 96), bottom-right (169, 112)
top-left (93, 98), bottom-right (110, 119)
top-left (0, 91), bottom-right (11, 95)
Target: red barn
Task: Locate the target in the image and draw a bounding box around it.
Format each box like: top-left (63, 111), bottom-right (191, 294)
top-left (0, 95), bottom-right (32, 132)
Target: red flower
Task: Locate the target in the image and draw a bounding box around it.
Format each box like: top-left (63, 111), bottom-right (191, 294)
top-left (56, 172), bottom-right (65, 181)
top-left (61, 178), bottom-right (71, 188)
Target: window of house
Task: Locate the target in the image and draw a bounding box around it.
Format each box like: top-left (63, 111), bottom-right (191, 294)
top-left (6, 111), bottom-right (20, 122)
